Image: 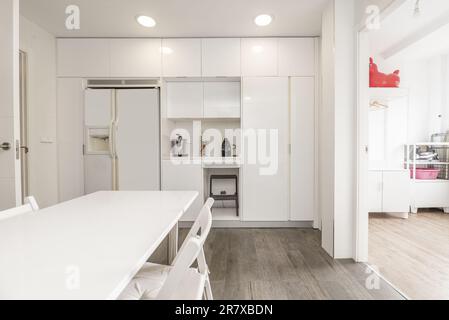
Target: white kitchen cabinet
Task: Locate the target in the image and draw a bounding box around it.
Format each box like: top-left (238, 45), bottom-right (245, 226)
top-left (368, 171), bottom-right (383, 213)
top-left (411, 181), bottom-right (449, 213)
top-left (203, 82), bottom-right (241, 118)
top-left (166, 82), bottom-right (204, 118)
top-left (242, 77), bottom-right (289, 221)
top-left (109, 39), bottom-right (161, 77)
top-left (201, 38), bottom-right (241, 77)
top-left (241, 38), bottom-right (278, 76)
top-left (84, 89), bottom-right (112, 127)
top-left (290, 77), bottom-right (315, 221)
top-left (57, 39), bottom-right (110, 77)
top-left (57, 78), bottom-right (85, 201)
top-left (162, 39), bottom-right (202, 77)
top-left (383, 171), bottom-right (410, 213)
top-left (369, 170), bottom-right (410, 215)
top-left (279, 38), bottom-right (316, 76)
top-left (162, 161), bottom-right (204, 222)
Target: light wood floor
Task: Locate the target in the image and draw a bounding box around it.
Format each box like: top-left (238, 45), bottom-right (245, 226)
top-left (185, 228), bottom-right (403, 300)
top-left (369, 211), bottom-right (449, 300)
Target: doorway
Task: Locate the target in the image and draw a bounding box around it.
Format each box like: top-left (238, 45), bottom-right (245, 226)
top-left (356, 0), bottom-right (449, 299)
top-left (19, 50), bottom-right (30, 203)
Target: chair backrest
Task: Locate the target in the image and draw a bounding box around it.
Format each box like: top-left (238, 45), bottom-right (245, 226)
top-left (173, 198), bottom-right (214, 266)
top-left (155, 237), bottom-right (204, 300)
top-left (25, 196), bottom-right (39, 211)
top-left (0, 196), bottom-right (39, 222)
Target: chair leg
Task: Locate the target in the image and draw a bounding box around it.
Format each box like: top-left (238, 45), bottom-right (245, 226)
top-left (204, 274), bottom-right (214, 300)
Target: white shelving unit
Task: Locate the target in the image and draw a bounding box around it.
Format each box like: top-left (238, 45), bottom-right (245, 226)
top-left (406, 142), bottom-right (449, 213)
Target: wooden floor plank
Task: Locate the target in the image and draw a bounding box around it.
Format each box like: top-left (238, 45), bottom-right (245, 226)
top-left (369, 212), bottom-right (449, 300)
top-left (194, 228), bottom-right (403, 300)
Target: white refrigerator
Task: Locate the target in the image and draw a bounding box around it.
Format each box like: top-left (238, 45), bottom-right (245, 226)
top-left (84, 88), bottom-right (160, 193)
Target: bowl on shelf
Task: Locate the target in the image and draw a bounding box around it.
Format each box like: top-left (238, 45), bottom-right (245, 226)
top-left (410, 168), bottom-right (440, 180)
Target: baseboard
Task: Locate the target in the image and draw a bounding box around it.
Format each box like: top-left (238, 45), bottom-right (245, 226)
top-left (179, 220), bottom-right (314, 229)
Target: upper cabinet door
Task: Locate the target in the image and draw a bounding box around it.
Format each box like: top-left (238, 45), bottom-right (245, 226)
top-left (241, 38), bottom-right (278, 76)
top-left (279, 38), bottom-right (316, 76)
top-left (166, 82), bottom-right (204, 118)
top-left (203, 82), bottom-right (241, 118)
top-left (57, 39), bottom-right (110, 77)
top-left (162, 39), bottom-right (202, 77)
top-left (202, 38), bottom-right (241, 77)
top-left (110, 39), bottom-right (162, 77)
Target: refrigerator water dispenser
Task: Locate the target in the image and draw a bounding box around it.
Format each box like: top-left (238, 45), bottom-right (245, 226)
top-left (86, 127), bottom-right (110, 154)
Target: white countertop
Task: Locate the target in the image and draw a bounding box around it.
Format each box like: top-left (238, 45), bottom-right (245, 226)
top-left (0, 191), bottom-right (198, 300)
top-left (163, 157), bottom-right (241, 168)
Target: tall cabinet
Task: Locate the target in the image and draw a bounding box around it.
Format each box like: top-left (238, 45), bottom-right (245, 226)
top-left (290, 77), bottom-right (316, 221)
top-left (242, 77), bottom-right (290, 221)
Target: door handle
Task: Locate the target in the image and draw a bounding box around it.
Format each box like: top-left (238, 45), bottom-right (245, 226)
top-left (1, 142), bottom-right (11, 151)
top-left (20, 146), bottom-right (29, 154)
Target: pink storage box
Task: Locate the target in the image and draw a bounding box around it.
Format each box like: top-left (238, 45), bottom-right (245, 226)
top-left (410, 168), bottom-right (440, 180)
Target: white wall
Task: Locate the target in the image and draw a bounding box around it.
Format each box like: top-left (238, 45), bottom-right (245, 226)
top-left (334, 0), bottom-right (356, 259)
top-left (19, 16), bottom-right (58, 208)
top-left (0, 0), bottom-right (20, 210)
top-left (373, 54), bottom-right (449, 143)
top-left (320, 0), bottom-right (357, 259)
top-left (320, 1), bottom-right (336, 256)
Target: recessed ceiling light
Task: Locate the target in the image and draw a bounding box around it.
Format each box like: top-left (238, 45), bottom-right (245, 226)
top-left (136, 15), bottom-right (156, 28)
top-left (254, 14), bottom-right (273, 27)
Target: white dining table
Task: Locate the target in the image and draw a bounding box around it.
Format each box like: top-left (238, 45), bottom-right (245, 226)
top-left (0, 191), bottom-right (198, 300)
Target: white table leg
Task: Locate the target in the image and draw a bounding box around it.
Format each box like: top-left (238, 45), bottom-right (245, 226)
top-left (168, 222), bottom-right (179, 264)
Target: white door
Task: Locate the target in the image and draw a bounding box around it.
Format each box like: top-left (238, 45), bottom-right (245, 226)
top-left (290, 77), bottom-right (315, 221)
top-left (242, 77), bottom-right (289, 221)
top-left (115, 89), bottom-right (160, 191)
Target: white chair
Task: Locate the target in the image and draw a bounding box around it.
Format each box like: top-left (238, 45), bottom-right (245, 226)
top-left (25, 196), bottom-right (39, 211)
top-left (174, 197), bottom-right (214, 300)
top-left (0, 196), bottom-right (39, 221)
top-left (119, 198), bottom-right (214, 300)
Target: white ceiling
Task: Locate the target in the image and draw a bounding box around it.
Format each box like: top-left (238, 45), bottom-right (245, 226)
top-left (369, 0), bottom-right (449, 60)
top-left (20, 0), bottom-right (329, 38)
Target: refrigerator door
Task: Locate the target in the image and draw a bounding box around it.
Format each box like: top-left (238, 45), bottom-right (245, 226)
top-left (84, 155), bottom-right (113, 194)
top-left (115, 89), bottom-right (160, 190)
top-left (84, 89), bottom-right (114, 194)
top-left (84, 89), bottom-right (113, 127)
